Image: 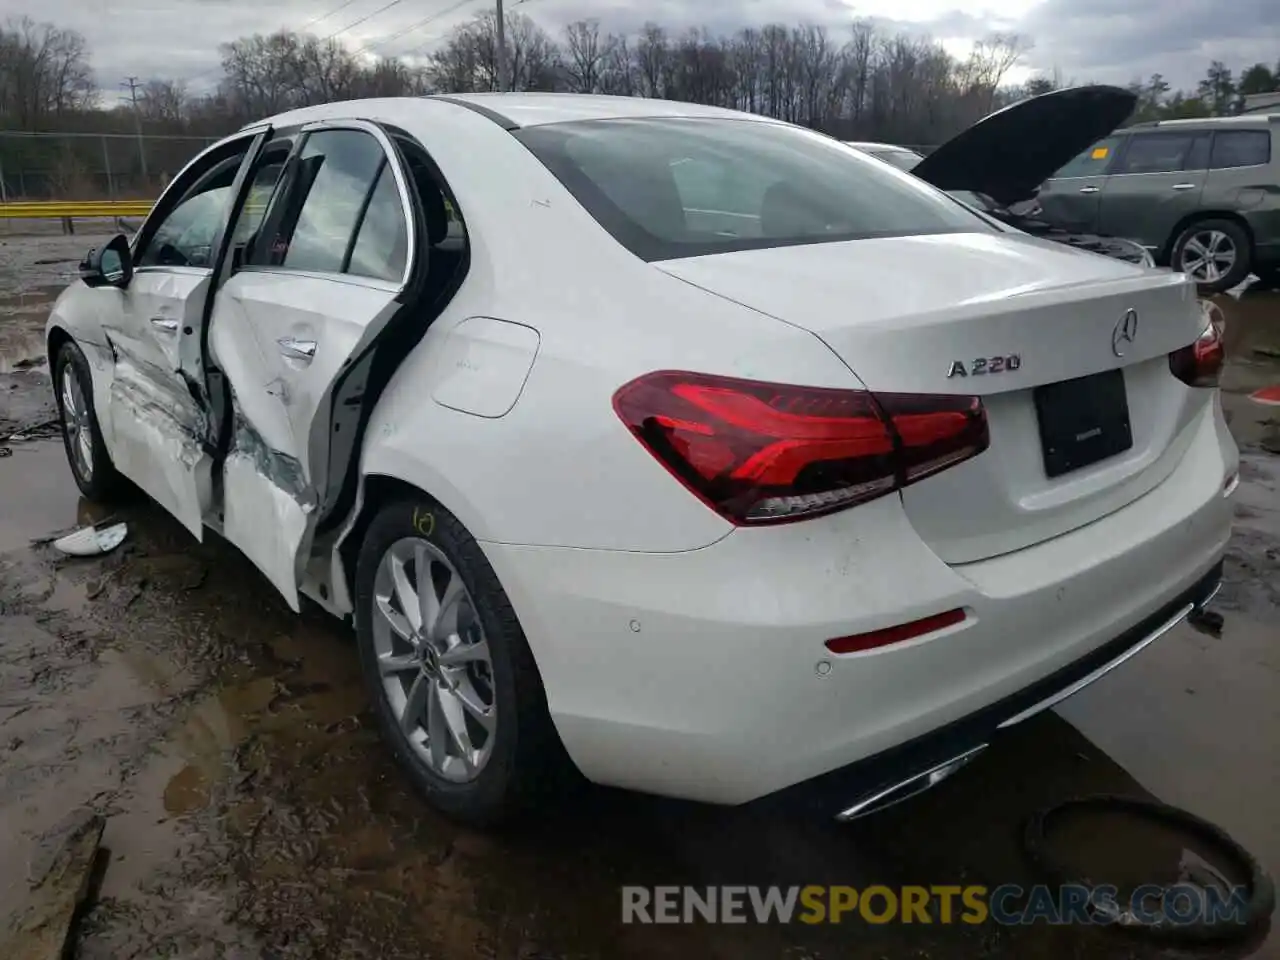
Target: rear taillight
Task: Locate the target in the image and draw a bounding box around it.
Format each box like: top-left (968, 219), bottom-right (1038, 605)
top-left (1169, 301), bottom-right (1225, 388)
top-left (612, 371), bottom-right (988, 525)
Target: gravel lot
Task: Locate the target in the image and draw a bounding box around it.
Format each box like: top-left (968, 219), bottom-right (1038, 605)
top-left (1, 229), bottom-right (1277, 959)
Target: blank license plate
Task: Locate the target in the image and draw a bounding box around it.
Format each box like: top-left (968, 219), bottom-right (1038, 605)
top-left (1033, 369), bottom-right (1133, 478)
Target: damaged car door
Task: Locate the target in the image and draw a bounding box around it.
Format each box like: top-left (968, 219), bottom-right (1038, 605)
top-left (203, 121), bottom-right (419, 611)
top-left (100, 130), bottom-right (270, 537)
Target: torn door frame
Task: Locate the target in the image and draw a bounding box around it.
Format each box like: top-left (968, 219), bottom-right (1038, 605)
top-left (186, 118), bottom-right (440, 612)
top-left (102, 340), bottom-right (213, 540)
top-left (181, 123), bottom-right (275, 443)
top-left (218, 404), bottom-right (316, 609)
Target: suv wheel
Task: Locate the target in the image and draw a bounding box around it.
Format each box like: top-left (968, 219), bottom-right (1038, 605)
top-left (1172, 219), bottom-right (1252, 294)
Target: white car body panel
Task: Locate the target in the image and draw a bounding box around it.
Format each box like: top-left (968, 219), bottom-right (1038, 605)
top-left (207, 269), bottom-right (403, 610)
top-left (45, 94), bottom-right (1238, 810)
top-left (658, 233), bottom-right (1208, 562)
top-left (486, 396), bottom-right (1233, 802)
top-left (429, 316), bottom-right (541, 419)
top-left (76, 267), bottom-right (215, 538)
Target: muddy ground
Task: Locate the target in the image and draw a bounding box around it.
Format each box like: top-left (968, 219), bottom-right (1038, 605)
top-left (1, 230), bottom-right (1278, 959)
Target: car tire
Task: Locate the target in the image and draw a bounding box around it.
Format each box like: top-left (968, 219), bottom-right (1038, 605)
top-left (53, 340), bottom-right (126, 502)
top-left (353, 497), bottom-right (576, 826)
top-left (1171, 218), bottom-right (1252, 294)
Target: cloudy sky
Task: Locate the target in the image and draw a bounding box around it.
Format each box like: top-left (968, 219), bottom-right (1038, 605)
top-left (31, 0), bottom-right (1280, 104)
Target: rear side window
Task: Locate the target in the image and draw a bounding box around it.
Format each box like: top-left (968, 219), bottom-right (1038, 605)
top-left (1052, 136), bottom-right (1122, 179)
top-left (346, 165), bottom-right (408, 281)
top-left (1183, 134), bottom-right (1213, 171)
top-left (1114, 134), bottom-right (1196, 174)
top-left (515, 118), bottom-right (989, 262)
top-left (1210, 130), bottom-right (1271, 169)
top-left (281, 131), bottom-right (386, 274)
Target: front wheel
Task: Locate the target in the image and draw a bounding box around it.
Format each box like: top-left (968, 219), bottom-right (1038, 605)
top-left (53, 340), bottom-right (126, 502)
top-left (353, 498), bottom-right (576, 826)
top-left (1171, 219), bottom-right (1252, 294)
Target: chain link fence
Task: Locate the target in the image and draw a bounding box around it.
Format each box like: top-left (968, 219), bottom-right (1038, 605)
top-left (0, 131), bottom-right (223, 202)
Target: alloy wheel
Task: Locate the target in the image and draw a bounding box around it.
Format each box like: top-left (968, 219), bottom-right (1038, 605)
top-left (60, 367), bottom-right (93, 482)
top-left (1180, 230), bottom-right (1236, 284)
top-left (371, 537), bottom-right (496, 782)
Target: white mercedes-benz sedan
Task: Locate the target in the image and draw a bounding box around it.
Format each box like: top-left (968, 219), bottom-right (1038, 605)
top-left (46, 93), bottom-right (1236, 825)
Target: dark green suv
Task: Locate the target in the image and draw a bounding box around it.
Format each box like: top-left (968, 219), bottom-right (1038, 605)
top-left (1037, 114), bottom-right (1280, 292)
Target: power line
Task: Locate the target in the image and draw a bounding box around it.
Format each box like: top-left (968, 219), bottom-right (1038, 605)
top-left (182, 0), bottom-right (405, 86)
top-left (398, 0), bottom-right (533, 60)
top-left (321, 0), bottom-right (407, 44)
top-left (351, 0), bottom-right (480, 58)
top-left (300, 0), bottom-right (365, 32)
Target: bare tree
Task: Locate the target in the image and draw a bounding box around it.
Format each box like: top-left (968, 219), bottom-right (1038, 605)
top-left (137, 79), bottom-right (190, 126)
top-left (563, 19), bottom-right (608, 94)
top-left (31, 8), bottom-right (1270, 179)
top-left (633, 23), bottom-right (670, 99)
top-left (0, 17), bottom-right (96, 128)
top-left (293, 35), bottom-right (361, 104)
top-left (598, 33), bottom-right (635, 96)
top-left (961, 32), bottom-right (1031, 110)
top-left (427, 12), bottom-right (557, 93)
top-left (218, 31), bottom-right (305, 117)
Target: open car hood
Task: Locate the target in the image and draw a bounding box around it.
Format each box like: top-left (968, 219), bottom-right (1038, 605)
top-left (911, 85), bottom-right (1137, 207)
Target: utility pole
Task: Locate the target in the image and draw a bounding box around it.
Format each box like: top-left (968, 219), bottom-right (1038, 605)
top-left (495, 0), bottom-right (508, 93)
top-left (122, 76), bottom-right (149, 178)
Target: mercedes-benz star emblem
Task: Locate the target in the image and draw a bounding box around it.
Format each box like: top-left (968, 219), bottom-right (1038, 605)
top-left (1112, 308), bottom-right (1139, 358)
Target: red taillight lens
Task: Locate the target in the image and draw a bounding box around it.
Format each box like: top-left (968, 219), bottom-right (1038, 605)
top-left (612, 371), bottom-right (989, 525)
top-left (825, 608), bottom-right (967, 655)
top-left (1169, 303), bottom-right (1225, 387)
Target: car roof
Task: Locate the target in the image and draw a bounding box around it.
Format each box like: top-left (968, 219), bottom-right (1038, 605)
top-left (437, 92), bottom-right (769, 127)
top-left (248, 93), bottom-right (776, 133)
top-left (1120, 114), bottom-right (1278, 132)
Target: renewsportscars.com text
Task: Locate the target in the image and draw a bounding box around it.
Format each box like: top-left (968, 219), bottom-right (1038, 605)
top-left (621, 884), bottom-right (1251, 926)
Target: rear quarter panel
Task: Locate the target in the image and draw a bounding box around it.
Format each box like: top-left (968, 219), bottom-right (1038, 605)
top-left (338, 100), bottom-right (865, 554)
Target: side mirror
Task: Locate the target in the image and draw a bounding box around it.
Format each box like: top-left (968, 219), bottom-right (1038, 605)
top-left (80, 233), bottom-right (133, 289)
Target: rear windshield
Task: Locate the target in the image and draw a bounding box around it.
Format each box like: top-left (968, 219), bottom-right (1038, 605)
top-left (514, 118), bottom-right (991, 262)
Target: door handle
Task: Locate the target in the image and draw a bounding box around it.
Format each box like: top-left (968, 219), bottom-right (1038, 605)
top-left (1171, 183), bottom-right (1196, 191)
top-left (150, 317), bottom-right (179, 332)
top-left (1078, 186), bottom-right (1100, 194)
top-left (277, 337), bottom-right (316, 361)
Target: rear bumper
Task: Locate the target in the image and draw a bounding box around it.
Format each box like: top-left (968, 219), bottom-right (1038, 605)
top-left (752, 560), bottom-right (1223, 819)
top-left (482, 397), bottom-right (1236, 808)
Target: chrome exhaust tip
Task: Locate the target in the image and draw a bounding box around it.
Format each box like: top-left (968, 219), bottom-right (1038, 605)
top-left (834, 744), bottom-right (988, 822)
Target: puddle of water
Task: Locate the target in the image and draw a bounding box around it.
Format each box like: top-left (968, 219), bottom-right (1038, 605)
top-left (163, 764), bottom-right (212, 815)
top-left (1218, 287), bottom-right (1280, 451)
top-left (0, 279), bottom-right (1275, 958)
top-left (1043, 804), bottom-right (1252, 893)
top-left (0, 286), bottom-right (61, 372)
top-left (1058, 612), bottom-right (1280, 950)
top-left (0, 442), bottom-right (87, 552)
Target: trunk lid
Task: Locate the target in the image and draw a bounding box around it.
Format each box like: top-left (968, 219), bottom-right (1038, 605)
top-left (911, 85), bottom-right (1137, 207)
top-left (656, 232), bottom-right (1208, 563)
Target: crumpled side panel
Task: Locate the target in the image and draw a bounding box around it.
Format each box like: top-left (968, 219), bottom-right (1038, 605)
top-left (106, 352), bottom-right (210, 539)
top-left (220, 403), bottom-right (314, 612)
